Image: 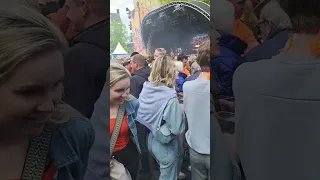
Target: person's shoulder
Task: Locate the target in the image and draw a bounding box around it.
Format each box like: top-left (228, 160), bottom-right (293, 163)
top-left (233, 61), bottom-right (256, 80)
top-left (65, 43), bottom-right (108, 65)
top-left (233, 59), bottom-right (274, 93)
top-left (183, 80), bottom-right (196, 87)
top-left (67, 42), bottom-right (104, 54)
top-left (53, 105), bottom-right (94, 147)
top-left (57, 115), bottom-right (94, 144)
top-left (183, 79), bottom-right (209, 91)
top-left (127, 95), bottom-right (139, 106)
top-left (130, 74), bottom-right (140, 80)
top-left (51, 114), bottom-right (94, 173)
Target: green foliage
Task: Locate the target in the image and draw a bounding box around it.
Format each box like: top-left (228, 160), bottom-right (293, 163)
top-left (200, 0), bottom-right (210, 4)
top-left (158, 0), bottom-right (210, 5)
top-left (110, 19), bottom-right (130, 53)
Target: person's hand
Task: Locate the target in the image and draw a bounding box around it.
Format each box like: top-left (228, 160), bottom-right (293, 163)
top-left (219, 99), bottom-right (235, 113)
top-left (180, 103), bottom-right (184, 112)
top-left (110, 159), bottom-right (114, 168)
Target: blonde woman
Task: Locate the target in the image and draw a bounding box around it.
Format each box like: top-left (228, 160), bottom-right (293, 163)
top-left (109, 61), bottom-right (141, 180)
top-left (137, 55), bottom-right (185, 180)
top-left (0, 5), bottom-right (94, 179)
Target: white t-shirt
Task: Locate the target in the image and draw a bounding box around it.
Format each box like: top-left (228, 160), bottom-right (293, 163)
top-left (183, 79), bottom-right (210, 154)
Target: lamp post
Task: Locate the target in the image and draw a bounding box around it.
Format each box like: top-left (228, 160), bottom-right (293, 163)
top-left (126, 7), bottom-right (134, 51)
top-left (136, 2), bottom-right (141, 27)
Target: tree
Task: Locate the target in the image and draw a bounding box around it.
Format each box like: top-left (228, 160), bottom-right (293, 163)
top-left (159, 0), bottom-right (210, 5)
top-left (110, 19), bottom-right (130, 53)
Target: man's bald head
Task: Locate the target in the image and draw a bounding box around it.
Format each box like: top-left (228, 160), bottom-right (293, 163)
top-left (131, 54), bottom-right (146, 66)
top-left (130, 54), bottom-right (147, 72)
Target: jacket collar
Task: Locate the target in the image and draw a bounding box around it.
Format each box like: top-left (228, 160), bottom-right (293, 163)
top-left (125, 98), bottom-right (135, 116)
top-left (51, 129), bottom-right (79, 169)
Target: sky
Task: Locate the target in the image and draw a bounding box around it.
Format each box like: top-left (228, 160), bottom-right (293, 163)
top-left (110, 0), bottom-right (134, 32)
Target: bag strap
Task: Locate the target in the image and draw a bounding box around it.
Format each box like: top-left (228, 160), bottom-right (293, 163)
top-left (110, 102), bottom-right (127, 157)
top-left (21, 127), bottom-right (54, 180)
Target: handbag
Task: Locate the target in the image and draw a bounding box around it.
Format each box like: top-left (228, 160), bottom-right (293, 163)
top-left (110, 102), bottom-right (132, 180)
top-left (21, 127), bottom-right (54, 180)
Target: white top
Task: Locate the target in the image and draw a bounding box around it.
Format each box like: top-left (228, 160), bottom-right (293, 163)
top-left (183, 79), bottom-right (210, 154)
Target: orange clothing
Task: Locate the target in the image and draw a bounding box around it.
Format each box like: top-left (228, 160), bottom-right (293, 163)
top-left (310, 33), bottom-right (320, 57)
top-left (183, 67), bottom-right (191, 77)
top-left (233, 19), bottom-right (259, 52)
top-left (47, 7), bottom-right (78, 42)
top-left (13, 163), bottom-right (55, 180)
top-left (198, 72), bottom-right (210, 80)
top-left (43, 163), bottom-right (55, 180)
top-left (281, 33), bottom-right (320, 57)
top-left (110, 115), bottom-right (130, 152)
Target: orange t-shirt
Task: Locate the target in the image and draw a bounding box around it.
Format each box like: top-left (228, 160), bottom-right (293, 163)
top-left (183, 67), bottom-right (191, 77)
top-left (233, 19), bottom-right (259, 52)
top-left (13, 163), bottom-right (55, 180)
top-left (110, 115), bottom-right (130, 152)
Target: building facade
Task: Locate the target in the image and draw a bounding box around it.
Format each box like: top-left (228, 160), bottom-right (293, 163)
top-left (130, 0), bottom-right (161, 56)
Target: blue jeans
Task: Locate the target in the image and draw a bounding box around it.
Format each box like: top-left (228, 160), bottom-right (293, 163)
top-left (148, 133), bottom-right (179, 180)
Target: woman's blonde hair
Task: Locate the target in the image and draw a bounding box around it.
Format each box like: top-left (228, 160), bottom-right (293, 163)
top-left (149, 55), bottom-right (176, 88)
top-left (0, 4), bottom-right (67, 83)
top-left (110, 60), bottom-right (131, 88)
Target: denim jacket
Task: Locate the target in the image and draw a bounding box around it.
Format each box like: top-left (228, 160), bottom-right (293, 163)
top-left (125, 95), bottom-right (141, 153)
top-left (50, 116), bottom-right (95, 180)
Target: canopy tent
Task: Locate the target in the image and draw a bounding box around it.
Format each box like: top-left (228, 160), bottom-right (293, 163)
top-left (112, 42), bottom-right (129, 60)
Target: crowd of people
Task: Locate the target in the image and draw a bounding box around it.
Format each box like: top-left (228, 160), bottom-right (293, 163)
top-left (110, 42), bottom-right (210, 180)
top-left (211, 0), bottom-right (320, 180)
top-left (0, 0), bottom-right (319, 180)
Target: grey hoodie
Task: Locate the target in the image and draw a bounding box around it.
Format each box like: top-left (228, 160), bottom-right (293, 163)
top-left (137, 82), bottom-right (177, 136)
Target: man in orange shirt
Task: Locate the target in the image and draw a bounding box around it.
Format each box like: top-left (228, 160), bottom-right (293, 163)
top-left (177, 54), bottom-right (191, 77)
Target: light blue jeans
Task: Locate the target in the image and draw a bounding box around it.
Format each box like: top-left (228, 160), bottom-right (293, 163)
top-left (148, 133), bottom-right (179, 180)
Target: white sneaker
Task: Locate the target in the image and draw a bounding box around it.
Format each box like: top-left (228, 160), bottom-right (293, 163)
top-left (178, 172), bottom-right (186, 179)
top-left (188, 165), bottom-right (191, 172)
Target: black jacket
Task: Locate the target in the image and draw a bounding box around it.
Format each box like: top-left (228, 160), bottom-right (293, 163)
top-left (130, 66), bottom-right (151, 99)
top-left (63, 19), bottom-right (109, 118)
